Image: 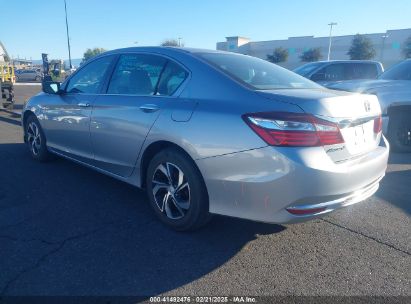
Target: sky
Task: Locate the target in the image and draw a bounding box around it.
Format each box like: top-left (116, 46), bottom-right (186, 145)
top-left (1, 0), bottom-right (410, 61)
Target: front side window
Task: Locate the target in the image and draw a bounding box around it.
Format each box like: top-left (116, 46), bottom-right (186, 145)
top-left (314, 64), bottom-right (345, 81)
top-left (66, 56), bottom-right (114, 94)
top-left (293, 62), bottom-right (324, 77)
top-left (107, 54), bottom-right (167, 95)
top-left (198, 52), bottom-right (320, 90)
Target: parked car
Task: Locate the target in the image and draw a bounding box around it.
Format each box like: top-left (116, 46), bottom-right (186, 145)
top-left (22, 47), bottom-right (389, 230)
top-left (15, 69), bottom-right (42, 82)
top-left (327, 59), bottom-right (411, 152)
top-left (294, 60), bottom-right (384, 86)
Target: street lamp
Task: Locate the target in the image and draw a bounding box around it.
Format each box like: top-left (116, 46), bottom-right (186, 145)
top-left (178, 37), bottom-right (182, 47)
top-left (64, 0), bottom-right (72, 69)
top-left (327, 22), bottom-right (337, 61)
top-left (381, 34), bottom-right (389, 62)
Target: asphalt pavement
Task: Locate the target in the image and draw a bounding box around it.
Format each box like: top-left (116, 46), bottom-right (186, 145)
top-left (0, 85), bottom-right (409, 298)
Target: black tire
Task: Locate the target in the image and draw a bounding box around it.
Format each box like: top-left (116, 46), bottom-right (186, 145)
top-left (387, 111), bottom-right (411, 153)
top-left (146, 147), bottom-right (211, 231)
top-left (25, 115), bottom-right (50, 162)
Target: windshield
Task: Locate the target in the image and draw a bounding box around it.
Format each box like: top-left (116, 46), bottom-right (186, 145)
top-left (198, 52), bottom-right (321, 90)
top-left (293, 62), bottom-right (324, 76)
top-left (379, 60), bottom-right (411, 80)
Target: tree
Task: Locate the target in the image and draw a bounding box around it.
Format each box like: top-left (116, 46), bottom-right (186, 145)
top-left (82, 47), bottom-right (106, 63)
top-left (267, 47), bottom-right (289, 63)
top-left (160, 39), bottom-right (183, 47)
top-left (403, 35), bottom-right (411, 59)
top-left (347, 34), bottom-right (376, 60)
top-left (300, 48), bottom-right (322, 62)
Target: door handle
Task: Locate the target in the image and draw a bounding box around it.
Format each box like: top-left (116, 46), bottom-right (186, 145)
top-left (78, 102), bottom-right (90, 107)
top-left (140, 104), bottom-right (160, 113)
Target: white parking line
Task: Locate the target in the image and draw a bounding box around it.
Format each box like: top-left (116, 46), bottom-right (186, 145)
top-left (14, 83), bottom-right (41, 86)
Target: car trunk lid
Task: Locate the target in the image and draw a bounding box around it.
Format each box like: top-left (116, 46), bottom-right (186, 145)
top-left (256, 89), bottom-right (382, 162)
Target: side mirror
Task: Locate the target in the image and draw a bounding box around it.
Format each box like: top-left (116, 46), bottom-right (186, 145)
top-left (42, 81), bottom-right (61, 94)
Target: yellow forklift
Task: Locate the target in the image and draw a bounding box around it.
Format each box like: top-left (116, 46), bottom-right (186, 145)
top-left (0, 63), bottom-right (15, 109)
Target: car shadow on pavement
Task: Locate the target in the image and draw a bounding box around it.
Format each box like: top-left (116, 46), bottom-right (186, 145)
top-left (0, 115), bottom-right (21, 127)
top-left (0, 143), bottom-right (286, 296)
top-left (376, 169), bottom-right (411, 216)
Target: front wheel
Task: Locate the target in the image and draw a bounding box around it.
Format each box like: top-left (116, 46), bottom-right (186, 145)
top-left (388, 111), bottom-right (411, 153)
top-left (146, 148), bottom-right (211, 231)
top-left (25, 115), bottom-right (50, 161)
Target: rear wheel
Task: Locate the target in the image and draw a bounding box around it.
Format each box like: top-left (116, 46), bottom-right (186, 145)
top-left (388, 111), bottom-right (411, 153)
top-left (146, 148), bottom-right (211, 231)
top-left (25, 115), bottom-right (50, 162)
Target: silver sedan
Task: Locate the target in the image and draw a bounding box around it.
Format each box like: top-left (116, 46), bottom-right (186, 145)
top-left (22, 47), bottom-right (389, 231)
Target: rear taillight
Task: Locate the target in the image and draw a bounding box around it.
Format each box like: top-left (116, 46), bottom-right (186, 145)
top-left (243, 112), bottom-right (344, 147)
top-left (374, 115), bottom-right (382, 133)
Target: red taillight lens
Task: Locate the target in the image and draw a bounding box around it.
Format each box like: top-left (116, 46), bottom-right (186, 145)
top-left (286, 207), bottom-right (327, 215)
top-left (243, 112), bottom-right (344, 147)
top-left (374, 115), bottom-right (382, 133)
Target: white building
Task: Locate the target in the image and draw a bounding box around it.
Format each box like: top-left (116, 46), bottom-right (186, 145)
top-left (217, 28), bottom-right (411, 69)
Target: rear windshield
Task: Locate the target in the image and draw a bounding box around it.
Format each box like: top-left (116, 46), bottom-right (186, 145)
top-left (197, 52), bottom-right (321, 90)
top-left (379, 60), bottom-right (411, 80)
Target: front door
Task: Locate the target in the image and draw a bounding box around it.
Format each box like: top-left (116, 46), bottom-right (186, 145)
top-left (42, 55), bottom-right (115, 163)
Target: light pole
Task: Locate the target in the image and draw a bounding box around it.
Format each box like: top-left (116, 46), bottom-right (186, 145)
top-left (64, 0), bottom-right (72, 69)
top-left (178, 37), bottom-right (182, 47)
top-left (327, 22), bottom-right (337, 61)
top-left (381, 34), bottom-right (389, 62)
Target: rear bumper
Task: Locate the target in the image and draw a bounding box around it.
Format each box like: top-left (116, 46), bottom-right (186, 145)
top-left (196, 136), bottom-right (389, 224)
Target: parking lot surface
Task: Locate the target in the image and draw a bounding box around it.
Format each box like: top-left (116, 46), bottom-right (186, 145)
top-left (0, 86), bottom-right (410, 297)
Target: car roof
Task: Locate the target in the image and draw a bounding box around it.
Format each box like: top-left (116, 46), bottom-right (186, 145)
top-left (103, 46), bottom-right (231, 57)
top-left (306, 60), bottom-right (382, 64)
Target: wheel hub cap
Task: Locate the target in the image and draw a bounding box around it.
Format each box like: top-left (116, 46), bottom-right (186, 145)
top-left (151, 162), bottom-right (190, 220)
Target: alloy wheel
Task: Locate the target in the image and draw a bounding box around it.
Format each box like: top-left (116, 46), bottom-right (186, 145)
top-left (151, 162), bottom-right (191, 220)
top-left (27, 122), bottom-right (42, 156)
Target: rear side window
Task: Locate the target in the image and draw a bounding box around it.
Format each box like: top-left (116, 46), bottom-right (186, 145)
top-left (157, 61), bottom-right (188, 96)
top-left (107, 54), bottom-right (167, 95)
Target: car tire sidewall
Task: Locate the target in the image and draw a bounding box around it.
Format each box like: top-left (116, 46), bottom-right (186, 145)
top-left (388, 112), bottom-right (411, 153)
top-left (146, 148), bottom-right (210, 231)
top-left (25, 115), bottom-right (49, 161)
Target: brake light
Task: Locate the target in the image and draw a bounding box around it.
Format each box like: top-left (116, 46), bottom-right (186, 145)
top-left (286, 207), bottom-right (327, 215)
top-left (374, 115), bottom-right (382, 133)
top-left (243, 112), bottom-right (344, 147)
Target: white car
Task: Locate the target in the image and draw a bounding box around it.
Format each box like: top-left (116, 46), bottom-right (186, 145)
top-left (327, 59), bottom-right (411, 152)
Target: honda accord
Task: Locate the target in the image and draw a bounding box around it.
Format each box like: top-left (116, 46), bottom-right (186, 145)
top-left (22, 47), bottom-right (389, 230)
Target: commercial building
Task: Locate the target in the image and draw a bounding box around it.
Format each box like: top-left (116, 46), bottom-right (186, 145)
top-left (216, 28), bottom-right (411, 69)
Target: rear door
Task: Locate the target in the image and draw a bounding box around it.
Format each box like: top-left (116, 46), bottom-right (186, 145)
top-left (90, 53), bottom-right (188, 177)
